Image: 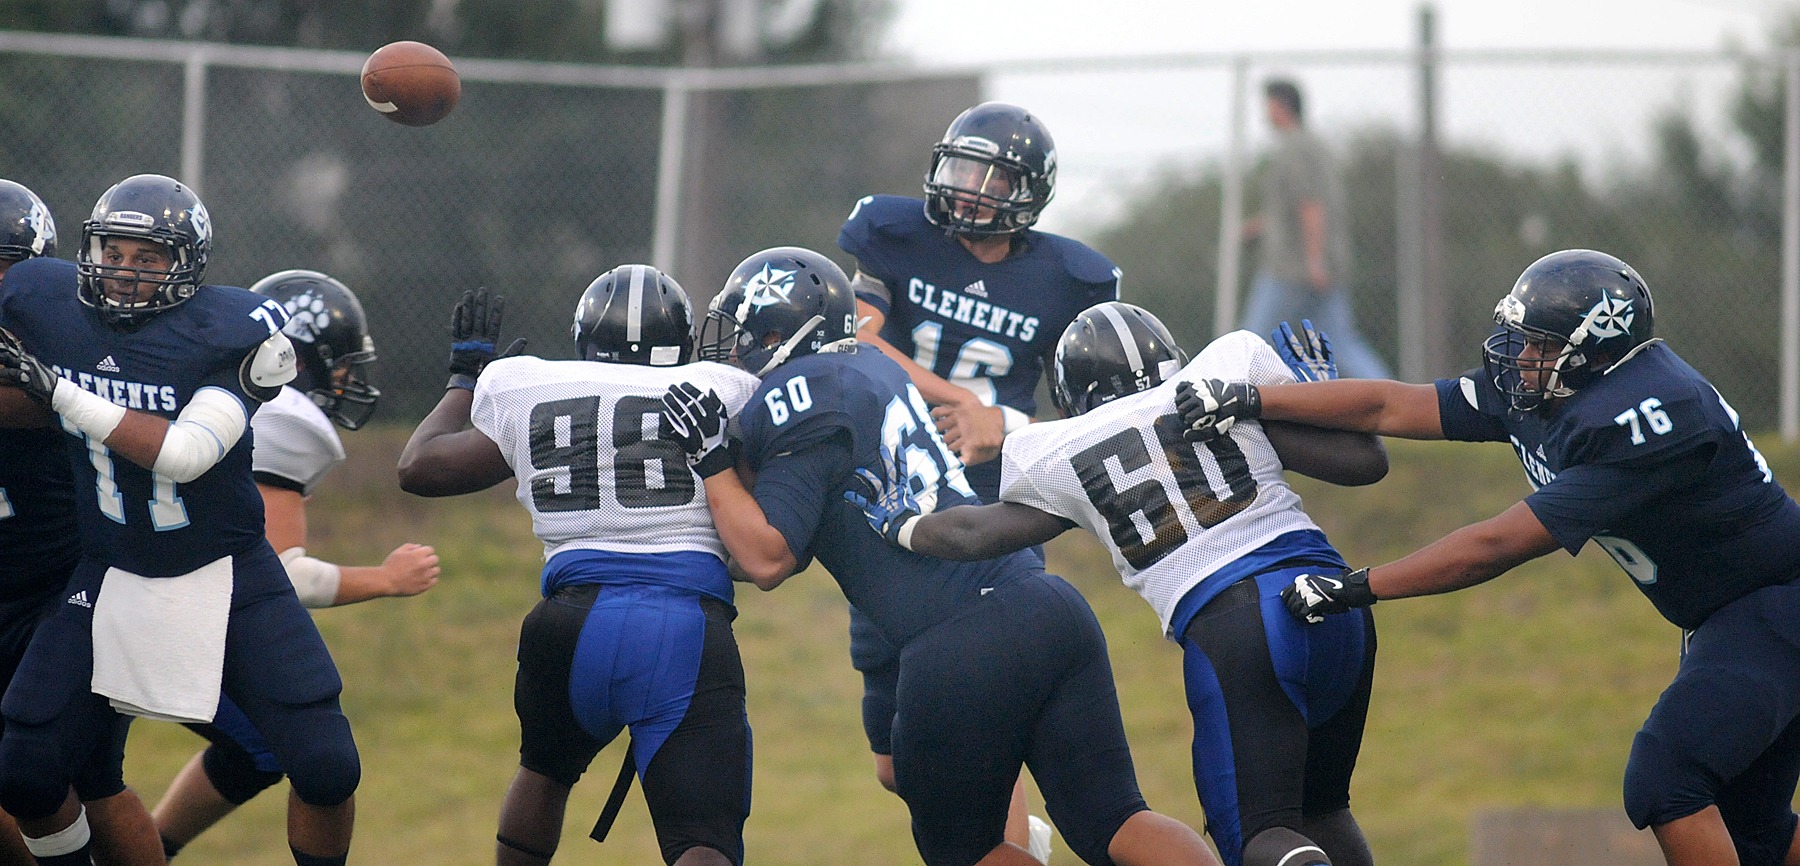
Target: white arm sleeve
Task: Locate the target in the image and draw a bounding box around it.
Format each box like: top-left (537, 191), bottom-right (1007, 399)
top-left (151, 386), bottom-right (249, 483)
top-left (278, 547), bottom-right (343, 608)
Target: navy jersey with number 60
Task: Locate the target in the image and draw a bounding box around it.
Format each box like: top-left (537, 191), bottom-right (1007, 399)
top-left (738, 347), bottom-right (1041, 647)
top-left (0, 257), bottom-right (286, 577)
top-left (1437, 341), bottom-right (1800, 628)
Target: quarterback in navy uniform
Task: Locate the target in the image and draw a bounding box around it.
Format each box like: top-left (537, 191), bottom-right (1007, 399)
top-left (662, 246), bottom-right (1219, 866)
top-left (1178, 249), bottom-right (1800, 866)
top-left (0, 180), bottom-right (165, 866)
top-left (0, 175), bottom-right (360, 866)
top-left (398, 270), bottom-right (761, 866)
top-left (152, 269), bottom-right (439, 861)
top-left (844, 303), bottom-right (1387, 866)
top-left (838, 102), bottom-right (1118, 854)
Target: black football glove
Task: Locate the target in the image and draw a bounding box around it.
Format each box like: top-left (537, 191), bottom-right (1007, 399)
top-left (448, 287), bottom-right (527, 390)
top-left (844, 448), bottom-right (924, 549)
top-left (1273, 319), bottom-right (1338, 383)
top-left (1174, 378), bottom-right (1262, 442)
top-left (0, 326), bottom-right (59, 407)
top-left (659, 382), bottom-right (734, 478)
top-left (1281, 568), bottom-right (1377, 624)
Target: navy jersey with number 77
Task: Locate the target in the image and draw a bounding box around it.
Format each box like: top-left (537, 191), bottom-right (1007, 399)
top-left (0, 256), bottom-right (287, 577)
top-left (738, 347), bottom-right (1042, 648)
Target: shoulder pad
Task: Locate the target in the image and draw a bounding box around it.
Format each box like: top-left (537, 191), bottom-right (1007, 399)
top-left (240, 332), bottom-right (296, 403)
top-left (1034, 233), bottom-right (1122, 286)
top-left (742, 358), bottom-right (861, 468)
top-left (838, 195), bottom-right (926, 258)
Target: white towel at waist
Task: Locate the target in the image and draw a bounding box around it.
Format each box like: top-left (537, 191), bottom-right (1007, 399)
top-left (91, 556), bottom-right (233, 724)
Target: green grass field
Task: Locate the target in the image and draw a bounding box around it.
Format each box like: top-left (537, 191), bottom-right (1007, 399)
top-left (122, 429), bottom-right (1800, 864)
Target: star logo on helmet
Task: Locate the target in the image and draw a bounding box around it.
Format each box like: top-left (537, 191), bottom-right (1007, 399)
top-left (744, 264), bottom-right (796, 310)
top-left (1583, 296), bottom-right (1634, 340)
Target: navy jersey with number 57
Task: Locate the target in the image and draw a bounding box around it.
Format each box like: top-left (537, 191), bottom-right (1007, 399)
top-left (0, 257), bottom-right (286, 577)
top-left (1436, 341), bottom-right (1800, 628)
top-left (738, 347), bottom-right (1041, 647)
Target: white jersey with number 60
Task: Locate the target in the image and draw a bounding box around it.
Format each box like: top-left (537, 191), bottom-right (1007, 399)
top-left (999, 330), bottom-right (1319, 636)
top-left (471, 356), bottom-right (761, 561)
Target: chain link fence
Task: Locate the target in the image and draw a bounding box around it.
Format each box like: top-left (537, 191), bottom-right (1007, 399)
top-left (2, 31), bottom-right (1792, 433)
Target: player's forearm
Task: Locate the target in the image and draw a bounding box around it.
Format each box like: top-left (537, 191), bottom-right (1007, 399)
top-left (910, 503), bottom-right (1068, 560)
top-left (398, 390), bottom-right (478, 495)
top-left (701, 471), bottom-right (797, 590)
top-left (1260, 380), bottom-right (1444, 440)
top-left (330, 565), bottom-right (428, 606)
top-left (1368, 502), bottom-right (1559, 600)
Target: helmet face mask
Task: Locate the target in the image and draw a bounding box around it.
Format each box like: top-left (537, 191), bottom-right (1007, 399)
top-left (0, 180), bottom-right (56, 264)
top-left (77, 174), bottom-right (210, 329)
top-left (1052, 302), bottom-right (1188, 417)
top-left (572, 264), bottom-right (694, 367)
top-left (698, 247), bottom-right (857, 377)
top-left (924, 102), bottom-right (1056, 239)
top-left (1481, 249), bottom-right (1654, 412)
top-left (249, 269), bottom-right (380, 430)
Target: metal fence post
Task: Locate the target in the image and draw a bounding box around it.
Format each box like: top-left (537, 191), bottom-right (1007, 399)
top-left (1783, 50), bottom-right (1799, 442)
top-left (181, 47), bottom-right (208, 194)
top-left (1214, 56), bottom-right (1248, 338)
top-left (652, 73), bottom-right (688, 274)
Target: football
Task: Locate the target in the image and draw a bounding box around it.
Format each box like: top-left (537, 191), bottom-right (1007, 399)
top-left (360, 41), bottom-right (460, 127)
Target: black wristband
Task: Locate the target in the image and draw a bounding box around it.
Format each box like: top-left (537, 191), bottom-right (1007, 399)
top-left (447, 373), bottom-right (479, 392)
top-left (1341, 567), bottom-right (1377, 608)
top-left (693, 446), bottom-right (736, 479)
top-left (1241, 382), bottom-right (1264, 419)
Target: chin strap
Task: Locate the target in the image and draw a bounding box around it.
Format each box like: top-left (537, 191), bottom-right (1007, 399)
top-left (589, 739), bottom-right (636, 844)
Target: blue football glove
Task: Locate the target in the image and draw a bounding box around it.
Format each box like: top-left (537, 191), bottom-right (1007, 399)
top-left (448, 287), bottom-right (527, 390)
top-left (659, 382), bottom-right (735, 478)
top-left (1273, 319), bottom-right (1337, 383)
top-left (843, 448), bottom-right (924, 549)
top-left (1174, 378), bottom-right (1262, 442)
top-left (1280, 568), bottom-right (1376, 624)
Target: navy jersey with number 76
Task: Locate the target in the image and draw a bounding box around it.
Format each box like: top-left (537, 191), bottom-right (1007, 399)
top-left (1437, 341), bottom-right (1800, 629)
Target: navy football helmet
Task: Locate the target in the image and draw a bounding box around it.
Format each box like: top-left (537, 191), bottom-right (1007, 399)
top-left (0, 180), bottom-right (56, 264)
top-left (77, 174), bottom-right (211, 329)
top-left (249, 269), bottom-right (380, 430)
top-left (572, 264), bottom-right (694, 366)
top-left (1052, 301), bottom-right (1188, 417)
top-left (923, 102), bottom-right (1057, 238)
top-left (1483, 249), bottom-right (1656, 412)
top-left (698, 246), bottom-right (857, 377)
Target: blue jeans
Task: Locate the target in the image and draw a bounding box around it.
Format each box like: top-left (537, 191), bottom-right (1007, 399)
top-left (1240, 272), bottom-right (1391, 380)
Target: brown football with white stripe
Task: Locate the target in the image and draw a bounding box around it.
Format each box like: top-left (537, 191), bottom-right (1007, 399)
top-left (360, 41), bottom-right (460, 127)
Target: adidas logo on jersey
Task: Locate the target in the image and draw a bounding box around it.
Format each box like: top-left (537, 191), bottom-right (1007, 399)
top-left (97, 355), bottom-right (120, 373)
top-left (963, 280), bottom-right (989, 298)
top-left (67, 591), bottom-right (92, 608)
